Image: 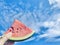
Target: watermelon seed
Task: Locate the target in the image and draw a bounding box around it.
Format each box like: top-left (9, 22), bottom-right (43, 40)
top-left (17, 28), bottom-right (19, 30)
top-left (10, 30), bottom-right (12, 32)
top-left (11, 27), bottom-right (14, 30)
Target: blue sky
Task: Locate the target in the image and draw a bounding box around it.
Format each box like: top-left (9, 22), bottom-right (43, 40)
top-left (0, 0), bottom-right (60, 45)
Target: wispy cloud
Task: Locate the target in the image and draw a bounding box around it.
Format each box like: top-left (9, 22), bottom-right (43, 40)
top-left (49, 0), bottom-right (60, 8)
top-left (48, 0), bottom-right (56, 5)
top-left (37, 13), bottom-right (60, 42)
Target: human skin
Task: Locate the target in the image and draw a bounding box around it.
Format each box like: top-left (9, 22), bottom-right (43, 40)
top-left (0, 32), bottom-right (14, 45)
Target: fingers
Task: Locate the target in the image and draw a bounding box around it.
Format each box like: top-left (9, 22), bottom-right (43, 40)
top-left (0, 32), bottom-right (12, 45)
top-left (3, 32), bottom-right (12, 39)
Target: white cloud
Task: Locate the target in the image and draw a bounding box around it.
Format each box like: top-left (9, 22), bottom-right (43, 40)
top-left (45, 29), bottom-right (60, 38)
top-left (49, 0), bottom-right (60, 8)
top-left (43, 21), bottom-right (55, 28)
top-left (55, 0), bottom-right (60, 8)
top-left (36, 13), bottom-right (60, 42)
top-left (48, 0), bottom-right (56, 5)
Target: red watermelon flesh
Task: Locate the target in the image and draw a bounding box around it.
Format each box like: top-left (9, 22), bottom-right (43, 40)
top-left (5, 19), bottom-right (34, 41)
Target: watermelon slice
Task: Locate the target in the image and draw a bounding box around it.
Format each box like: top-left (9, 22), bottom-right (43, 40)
top-left (5, 19), bottom-right (34, 41)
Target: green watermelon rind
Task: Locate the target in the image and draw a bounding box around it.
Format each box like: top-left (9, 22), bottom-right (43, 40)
top-left (9, 30), bottom-right (35, 41)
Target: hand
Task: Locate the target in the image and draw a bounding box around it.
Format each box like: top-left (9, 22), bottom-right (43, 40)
top-left (0, 32), bottom-right (14, 45)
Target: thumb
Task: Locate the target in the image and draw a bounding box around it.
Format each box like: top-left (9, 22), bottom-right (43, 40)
top-left (0, 32), bottom-right (12, 45)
